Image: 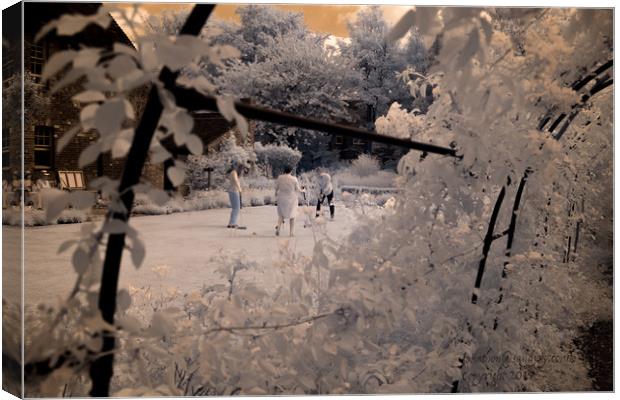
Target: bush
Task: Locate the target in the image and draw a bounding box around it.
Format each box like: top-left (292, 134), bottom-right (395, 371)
top-left (332, 169), bottom-right (397, 189)
top-left (349, 154), bottom-right (381, 177)
top-left (131, 189), bottom-right (275, 216)
top-left (187, 134), bottom-right (255, 191)
top-left (254, 142), bottom-right (302, 177)
top-left (3, 208), bottom-right (89, 226)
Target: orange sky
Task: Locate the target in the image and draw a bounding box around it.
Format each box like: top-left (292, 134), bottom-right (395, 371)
top-left (123, 3), bottom-right (410, 37)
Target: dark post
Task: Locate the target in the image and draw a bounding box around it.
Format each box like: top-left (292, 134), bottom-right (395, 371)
top-left (88, 5), bottom-right (215, 396)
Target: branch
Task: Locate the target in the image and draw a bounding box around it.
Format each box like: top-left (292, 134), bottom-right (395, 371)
top-left (89, 4), bottom-right (216, 397)
top-left (165, 85), bottom-right (460, 158)
top-left (471, 186), bottom-right (506, 304)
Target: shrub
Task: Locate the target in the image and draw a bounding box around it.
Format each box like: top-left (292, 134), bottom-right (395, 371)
top-left (187, 134), bottom-right (255, 191)
top-left (254, 142), bottom-right (302, 177)
top-left (2, 208), bottom-right (89, 226)
top-left (131, 189), bottom-right (274, 216)
top-left (349, 154), bottom-right (381, 177)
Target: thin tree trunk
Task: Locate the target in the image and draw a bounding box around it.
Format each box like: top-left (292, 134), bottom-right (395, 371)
top-left (471, 186), bottom-right (506, 304)
top-left (88, 5), bottom-right (215, 396)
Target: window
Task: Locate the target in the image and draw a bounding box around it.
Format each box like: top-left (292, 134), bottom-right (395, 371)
top-left (2, 128), bottom-right (10, 169)
top-left (353, 138), bottom-right (366, 146)
top-left (34, 126), bottom-right (54, 168)
top-left (29, 42), bottom-right (45, 82)
top-left (335, 136), bottom-right (344, 145)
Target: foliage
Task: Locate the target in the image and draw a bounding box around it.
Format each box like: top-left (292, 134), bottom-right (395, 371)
top-left (2, 207), bottom-right (89, 227)
top-left (2, 71), bottom-right (50, 132)
top-left (340, 6), bottom-right (430, 126)
top-left (254, 142), bottom-right (302, 177)
top-left (186, 134), bottom-right (254, 191)
top-left (349, 154), bottom-right (381, 177)
top-left (19, 4), bottom-right (613, 397)
top-left (132, 188), bottom-right (275, 215)
top-left (218, 33), bottom-right (360, 167)
top-left (217, 5), bottom-right (309, 64)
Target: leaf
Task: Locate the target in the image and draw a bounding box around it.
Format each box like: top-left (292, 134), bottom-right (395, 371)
top-left (386, 9), bottom-right (416, 43)
top-left (35, 20), bottom-right (58, 43)
top-left (69, 191), bottom-right (96, 209)
top-left (117, 315), bottom-right (141, 333)
top-left (45, 190), bottom-right (70, 221)
top-left (216, 96), bottom-right (249, 140)
top-left (116, 69), bottom-right (149, 92)
top-left (80, 103), bottom-right (99, 129)
top-left (73, 48), bottom-right (101, 69)
top-left (291, 275), bottom-right (303, 299)
top-left (150, 312), bottom-right (176, 337)
top-left (176, 75), bottom-right (215, 95)
top-left (151, 146), bottom-right (171, 164)
top-left (72, 90), bottom-right (105, 103)
top-left (112, 129), bottom-right (134, 159)
top-left (456, 28), bottom-right (480, 70)
top-left (216, 96), bottom-right (236, 122)
top-left (56, 14), bottom-right (92, 36)
top-left (85, 335), bottom-right (103, 352)
top-left (479, 14), bottom-right (493, 44)
top-left (162, 108), bottom-right (193, 139)
top-left (58, 240), bottom-right (77, 254)
top-left (186, 134), bottom-right (203, 155)
top-left (41, 50), bottom-right (76, 82)
top-left (51, 67), bottom-right (86, 94)
top-left (113, 43), bottom-right (138, 58)
top-left (56, 126), bottom-right (80, 153)
top-left (107, 54), bottom-right (136, 79)
top-left (103, 219), bottom-right (127, 234)
top-left (148, 189), bottom-right (170, 206)
top-left (166, 166), bottom-right (185, 187)
top-left (72, 246), bottom-right (90, 275)
top-left (95, 98), bottom-right (126, 136)
top-left (117, 289), bottom-right (132, 311)
top-left (123, 99), bottom-right (135, 120)
top-left (131, 236), bottom-right (146, 268)
top-left (79, 142), bottom-right (102, 168)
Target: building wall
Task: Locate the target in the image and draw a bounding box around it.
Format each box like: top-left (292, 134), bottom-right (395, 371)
top-left (6, 3), bottom-right (258, 192)
top-left (3, 3), bottom-right (164, 190)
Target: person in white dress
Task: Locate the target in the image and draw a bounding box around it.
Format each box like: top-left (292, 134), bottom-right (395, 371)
top-left (274, 166), bottom-right (303, 237)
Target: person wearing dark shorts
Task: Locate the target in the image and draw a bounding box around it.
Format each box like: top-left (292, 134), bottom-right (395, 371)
top-left (316, 170), bottom-right (334, 219)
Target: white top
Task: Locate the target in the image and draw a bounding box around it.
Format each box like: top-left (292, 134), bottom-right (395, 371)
top-left (228, 170), bottom-right (241, 193)
top-left (275, 173), bottom-right (302, 219)
top-left (318, 172), bottom-right (333, 195)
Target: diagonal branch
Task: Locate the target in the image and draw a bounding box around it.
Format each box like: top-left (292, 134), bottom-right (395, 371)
top-left (471, 186), bottom-right (506, 304)
top-left (165, 85), bottom-right (460, 158)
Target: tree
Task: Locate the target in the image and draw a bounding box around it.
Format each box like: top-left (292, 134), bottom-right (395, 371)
top-left (186, 134), bottom-right (254, 191)
top-left (2, 71), bottom-right (50, 133)
top-left (340, 6), bottom-right (430, 128)
top-left (222, 4), bottom-right (309, 64)
top-left (219, 33), bottom-right (361, 168)
top-left (19, 4), bottom-right (612, 396)
top-left (254, 142), bottom-right (302, 177)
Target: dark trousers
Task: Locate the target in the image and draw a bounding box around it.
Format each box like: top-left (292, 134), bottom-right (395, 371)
top-left (316, 191), bottom-right (334, 218)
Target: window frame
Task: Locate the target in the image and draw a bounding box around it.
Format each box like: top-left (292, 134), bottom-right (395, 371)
top-left (33, 125), bottom-right (54, 169)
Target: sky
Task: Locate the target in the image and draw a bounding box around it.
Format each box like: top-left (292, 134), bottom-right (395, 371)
top-left (118, 3), bottom-right (413, 37)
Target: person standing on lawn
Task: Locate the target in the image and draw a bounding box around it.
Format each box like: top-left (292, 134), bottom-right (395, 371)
top-left (316, 169), bottom-right (335, 219)
top-left (227, 162), bottom-right (245, 229)
top-left (275, 166), bottom-right (303, 237)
